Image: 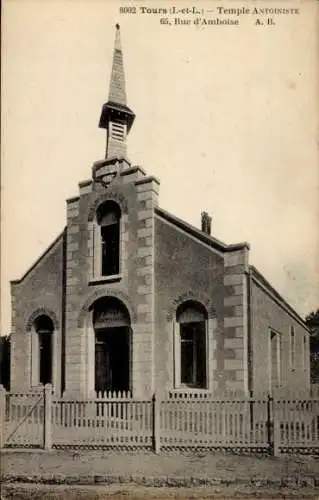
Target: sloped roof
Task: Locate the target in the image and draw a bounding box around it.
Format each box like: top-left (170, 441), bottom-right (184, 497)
top-left (250, 265), bottom-right (309, 330)
top-left (10, 229), bottom-right (66, 285)
top-left (155, 206), bottom-right (249, 254)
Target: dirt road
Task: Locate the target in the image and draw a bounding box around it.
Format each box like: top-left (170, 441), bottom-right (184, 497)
top-left (1, 482), bottom-right (318, 499)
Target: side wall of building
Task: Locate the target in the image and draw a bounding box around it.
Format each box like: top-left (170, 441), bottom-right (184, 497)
top-left (250, 277), bottom-right (310, 393)
top-left (154, 216), bottom-right (249, 394)
top-left (10, 234), bottom-right (65, 394)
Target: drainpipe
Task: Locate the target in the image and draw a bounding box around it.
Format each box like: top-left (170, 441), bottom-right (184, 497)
top-left (61, 228), bottom-right (67, 396)
top-left (247, 267), bottom-right (253, 395)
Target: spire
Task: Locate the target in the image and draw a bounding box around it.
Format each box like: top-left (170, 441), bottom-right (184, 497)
top-left (108, 23), bottom-right (126, 106)
top-left (99, 24), bottom-right (135, 161)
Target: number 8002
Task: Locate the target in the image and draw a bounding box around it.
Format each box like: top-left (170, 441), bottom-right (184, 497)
top-left (119, 7), bottom-right (137, 14)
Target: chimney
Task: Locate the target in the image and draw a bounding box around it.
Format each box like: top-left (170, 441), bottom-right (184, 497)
top-left (201, 211), bottom-right (212, 235)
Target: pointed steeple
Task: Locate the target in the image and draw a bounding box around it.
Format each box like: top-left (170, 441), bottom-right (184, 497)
top-left (108, 23), bottom-right (126, 106)
top-left (99, 24), bottom-right (135, 160)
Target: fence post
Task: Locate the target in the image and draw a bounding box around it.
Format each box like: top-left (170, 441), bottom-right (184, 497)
top-left (266, 393), bottom-right (273, 452)
top-left (0, 384), bottom-right (6, 449)
top-left (272, 390), bottom-right (280, 457)
top-left (44, 383), bottom-right (52, 451)
top-left (152, 393), bottom-right (160, 454)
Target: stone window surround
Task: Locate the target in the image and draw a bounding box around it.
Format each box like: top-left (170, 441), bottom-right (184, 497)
top-left (172, 314), bottom-right (215, 392)
top-left (29, 324), bottom-right (58, 393)
top-left (268, 328), bottom-right (282, 391)
top-left (25, 308), bottom-right (60, 394)
top-left (166, 292), bottom-right (216, 393)
top-left (89, 200), bottom-right (125, 282)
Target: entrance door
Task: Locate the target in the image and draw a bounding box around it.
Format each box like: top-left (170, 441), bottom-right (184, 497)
top-left (95, 339), bottom-right (112, 392)
top-left (92, 296), bottom-right (131, 394)
top-left (95, 326), bottom-right (130, 393)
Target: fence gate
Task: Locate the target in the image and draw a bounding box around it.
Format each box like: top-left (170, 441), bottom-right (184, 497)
top-left (3, 392), bottom-right (44, 448)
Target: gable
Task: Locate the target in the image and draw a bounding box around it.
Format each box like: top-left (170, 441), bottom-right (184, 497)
top-left (11, 229), bottom-right (65, 287)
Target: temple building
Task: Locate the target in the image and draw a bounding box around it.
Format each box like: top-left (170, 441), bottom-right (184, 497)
top-left (10, 25), bottom-right (310, 398)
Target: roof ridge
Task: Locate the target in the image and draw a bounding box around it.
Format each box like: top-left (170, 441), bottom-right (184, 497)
top-left (155, 206), bottom-right (249, 253)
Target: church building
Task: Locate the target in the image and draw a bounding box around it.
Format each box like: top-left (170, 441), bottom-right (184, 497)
top-left (10, 25), bottom-right (310, 399)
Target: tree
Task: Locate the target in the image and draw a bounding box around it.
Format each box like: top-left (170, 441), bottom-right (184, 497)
top-left (305, 309), bottom-right (319, 384)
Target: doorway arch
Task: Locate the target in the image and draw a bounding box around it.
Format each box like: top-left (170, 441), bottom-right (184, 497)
top-left (91, 296), bottom-right (131, 393)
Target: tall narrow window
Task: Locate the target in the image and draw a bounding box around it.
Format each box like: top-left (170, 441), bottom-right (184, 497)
top-left (290, 326), bottom-right (295, 370)
top-left (180, 322), bottom-right (206, 387)
top-left (270, 330), bottom-right (281, 390)
top-left (34, 315), bottom-right (54, 385)
top-left (101, 222), bottom-right (120, 276)
top-left (303, 335), bottom-right (308, 370)
top-left (97, 201), bottom-right (121, 277)
top-left (176, 301), bottom-right (207, 389)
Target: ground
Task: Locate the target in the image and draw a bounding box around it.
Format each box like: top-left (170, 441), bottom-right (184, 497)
top-left (1, 450), bottom-right (318, 499)
top-left (2, 483), bottom-right (319, 499)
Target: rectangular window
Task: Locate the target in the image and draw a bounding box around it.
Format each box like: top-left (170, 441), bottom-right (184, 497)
top-left (290, 326), bottom-right (295, 369)
top-left (180, 328), bottom-right (195, 385)
top-left (270, 331), bottom-right (281, 390)
top-left (39, 333), bottom-right (52, 385)
top-left (101, 223), bottom-right (120, 276)
top-left (180, 322), bottom-right (206, 388)
top-left (303, 335), bottom-right (308, 370)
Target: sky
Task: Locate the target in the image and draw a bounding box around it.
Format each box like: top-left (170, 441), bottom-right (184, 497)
top-left (1, 0), bottom-right (318, 333)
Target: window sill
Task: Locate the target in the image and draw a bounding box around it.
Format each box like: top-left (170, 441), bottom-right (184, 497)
top-left (89, 274), bottom-right (122, 286)
top-left (30, 385), bottom-right (43, 392)
top-left (172, 386), bottom-right (209, 393)
top-left (31, 384), bottom-right (55, 393)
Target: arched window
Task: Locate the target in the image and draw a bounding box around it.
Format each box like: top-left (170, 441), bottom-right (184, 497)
top-left (176, 301), bottom-right (207, 389)
top-left (96, 201), bottom-right (121, 276)
top-left (34, 315), bottom-right (54, 385)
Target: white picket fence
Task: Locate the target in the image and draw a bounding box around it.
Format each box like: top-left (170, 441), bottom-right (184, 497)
top-left (160, 391), bottom-right (270, 450)
top-left (272, 388), bottom-right (319, 455)
top-left (1, 385), bottom-right (318, 455)
top-left (52, 394), bottom-right (153, 448)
